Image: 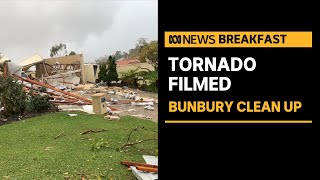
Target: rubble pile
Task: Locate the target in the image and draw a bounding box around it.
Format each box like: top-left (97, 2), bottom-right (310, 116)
top-left (1, 54), bottom-right (158, 122)
top-left (90, 85), bottom-right (158, 121)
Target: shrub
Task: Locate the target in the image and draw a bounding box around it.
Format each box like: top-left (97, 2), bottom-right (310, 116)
top-left (105, 56), bottom-right (118, 83)
top-left (139, 71), bottom-right (158, 92)
top-left (39, 86), bottom-right (47, 93)
top-left (120, 68), bottom-right (141, 88)
top-left (98, 64), bottom-right (107, 82)
top-left (0, 76), bottom-right (27, 117)
top-left (144, 82), bottom-right (158, 93)
top-left (30, 94), bottom-right (53, 113)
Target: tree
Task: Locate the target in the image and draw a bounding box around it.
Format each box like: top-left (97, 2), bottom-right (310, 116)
top-left (120, 68), bottom-right (142, 88)
top-left (49, 43), bottom-right (76, 57)
top-left (0, 53), bottom-right (3, 72)
top-left (124, 38), bottom-right (158, 91)
top-left (95, 55), bottom-right (109, 66)
top-left (0, 76), bottom-right (27, 117)
top-left (139, 40), bottom-right (158, 71)
top-left (50, 43), bottom-right (67, 57)
top-left (105, 56), bottom-right (118, 83)
top-left (114, 51), bottom-right (128, 60)
top-left (69, 51), bottom-right (76, 56)
top-left (97, 56), bottom-right (118, 84)
top-left (98, 64), bottom-right (107, 82)
top-left (128, 38), bottom-right (147, 58)
top-left (128, 39), bottom-right (158, 71)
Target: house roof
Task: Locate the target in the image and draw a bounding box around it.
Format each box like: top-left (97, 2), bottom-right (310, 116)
top-left (18, 54), bottom-right (44, 69)
top-left (116, 58), bottom-right (140, 66)
top-left (0, 55), bottom-right (11, 64)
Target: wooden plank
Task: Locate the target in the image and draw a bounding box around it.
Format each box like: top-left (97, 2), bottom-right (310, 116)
top-left (3, 62), bottom-right (8, 78)
top-left (136, 166), bottom-right (158, 173)
top-left (121, 161), bottom-right (158, 168)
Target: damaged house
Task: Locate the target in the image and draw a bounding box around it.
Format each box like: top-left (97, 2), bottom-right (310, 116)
top-left (19, 54), bottom-right (86, 87)
top-left (1, 53), bottom-right (93, 106)
top-left (84, 63), bottom-right (100, 83)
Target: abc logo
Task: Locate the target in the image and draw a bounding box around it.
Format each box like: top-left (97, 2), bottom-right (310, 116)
top-left (169, 35), bottom-right (181, 44)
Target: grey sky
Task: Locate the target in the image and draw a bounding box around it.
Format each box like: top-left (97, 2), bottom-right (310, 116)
top-left (0, 0), bottom-right (157, 63)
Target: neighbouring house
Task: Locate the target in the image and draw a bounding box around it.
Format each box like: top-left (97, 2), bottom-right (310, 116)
top-left (84, 64), bottom-right (100, 83)
top-left (116, 58), bottom-right (154, 77)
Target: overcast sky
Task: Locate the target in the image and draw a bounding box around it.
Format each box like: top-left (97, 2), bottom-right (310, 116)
top-left (0, 0), bottom-right (157, 63)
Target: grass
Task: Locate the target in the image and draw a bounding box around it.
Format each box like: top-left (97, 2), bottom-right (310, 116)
top-left (0, 112), bottom-right (158, 179)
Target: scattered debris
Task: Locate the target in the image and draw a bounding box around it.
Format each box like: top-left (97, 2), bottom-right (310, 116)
top-left (135, 96), bottom-right (155, 102)
top-left (122, 155), bottom-right (158, 180)
top-left (54, 132), bottom-right (65, 139)
top-left (57, 85), bottom-right (67, 90)
top-left (82, 105), bottom-right (94, 114)
top-left (131, 102), bottom-right (154, 106)
top-left (108, 90), bottom-right (116, 94)
top-left (106, 107), bottom-right (113, 114)
top-left (45, 146), bottom-right (52, 151)
top-left (80, 173), bottom-right (88, 180)
top-left (136, 166), bottom-right (158, 173)
top-left (110, 98), bottom-right (118, 104)
top-left (95, 81), bottom-right (107, 86)
top-left (120, 126), bottom-right (157, 150)
top-left (144, 105), bottom-right (155, 111)
top-left (80, 129), bottom-right (108, 135)
top-left (132, 114), bottom-right (146, 119)
top-left (2, 54), bottom-right (158, 122)
top-left (68, 114), bottom-right (78, 117)
top-left (104, 115), bottom-right (120, 121)
top-left (91, 88), bottom-right (101, 93)
top-left (121, 161), bottom-right (158, 168)
top-left (121, 138), bottom-right (157, 150)
top-left (77, 91), bottom-right (86, 95)
top-left (15, 75), bottom-right (92, 105)
top-left (123, 92), bottom-right (136, 99)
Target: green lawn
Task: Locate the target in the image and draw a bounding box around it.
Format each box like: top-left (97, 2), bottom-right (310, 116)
top-left (0, 112), bottom-right (158, 179)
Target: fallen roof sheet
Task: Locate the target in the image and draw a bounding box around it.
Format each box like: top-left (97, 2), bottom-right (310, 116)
top-left (7, 62), bottom-right (23, 76)
top-left (18, 54), bottom-right (43, 68)
top-left (131, 155), bottom-right (158, 180)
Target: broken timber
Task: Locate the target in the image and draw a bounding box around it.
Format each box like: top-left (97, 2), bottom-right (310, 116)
top-left (121, 161), bottom-right (158, 169)
top-left (80, 129), bottom-right (108, 135)
top-left (14, 75), bottom-right (92, 104)
top-left (136, 166), bottom-right (158, 173)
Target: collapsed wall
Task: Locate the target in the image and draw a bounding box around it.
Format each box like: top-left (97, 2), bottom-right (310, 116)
top-left (36, 54), bottom-right (86, 84)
